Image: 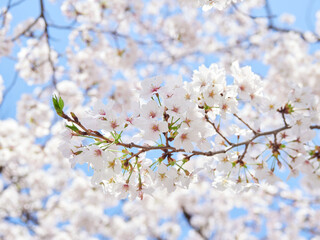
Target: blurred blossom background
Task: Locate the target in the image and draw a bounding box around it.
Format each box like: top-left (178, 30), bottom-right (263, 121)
top-left (0, 0), bottom-right (320, 239)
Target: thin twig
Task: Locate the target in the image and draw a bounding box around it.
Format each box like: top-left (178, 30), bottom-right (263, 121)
top-left (205, 114), bottom-right (233, 145)
top-left (233, 113), bottom-right (257, 134)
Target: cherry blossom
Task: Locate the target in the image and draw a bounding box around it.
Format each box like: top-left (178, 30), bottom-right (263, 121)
top-left (15, 39), bottom-right (59, 85)
top-left (17, 94), bottom-right (53, 137)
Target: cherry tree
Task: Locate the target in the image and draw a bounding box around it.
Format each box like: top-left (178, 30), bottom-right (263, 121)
top-left (0, 0), bottom-right (320, 239)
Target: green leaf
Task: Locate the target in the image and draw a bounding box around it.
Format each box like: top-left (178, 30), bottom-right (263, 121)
top-left (72, 150), bottom-right (83, 155)
top-left (52, 95), bottom-right (63, 116)
top-left (58, 96), bottom-right (64, 110)
top-left (66, 124), bottom-right (79, 132)
top-left (171, 126), bottom-right (178, 130)
top-left (168, 161), bottom-right (175, 166)
top-left (285, 103), bottom-right (294, 114)
top-left (204, 104), bottom-right (211, 111)
top-left (309, 150), bottom-right (315, 156)
top-left (52, 95), bottom-right (59, 109)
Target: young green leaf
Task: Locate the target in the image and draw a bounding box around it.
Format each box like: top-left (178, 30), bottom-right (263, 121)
top-left (58, 96), bottom-right (64, 110)
top-left (66, 124), bottom-right (79, 132)
top-left (52, 95), bottom-right (63, 116)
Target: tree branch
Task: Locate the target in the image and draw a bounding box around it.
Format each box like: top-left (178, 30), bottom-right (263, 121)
top-left (182, 207), bottom-right (208, 240)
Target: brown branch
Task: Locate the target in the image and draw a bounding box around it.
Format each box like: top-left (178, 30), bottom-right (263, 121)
top-left (47, 21), bottom-right (77, 30)
top-left (123, 149), bottom-right (147, 166)
top-left (233, 113), bottom-right (257, 134)
top-left (182, 207), bottom-right (208, 240)
top-left (268, 25), bottom-right (320, 42)
top-left (232, 2), bottom-right (277, 20)
top-left (1, 0), bottom-right (26, 27)
top-left (265, 0), bottom-right (274, 26)
top-left (192, 125), bottom-right (291, 157)
top-left (63, 111), bottom-right (293, 160)
top-left (39, 0), bottom-right (58, 87)
top-left (205, 114), bottom-right (233, 145)
top-left (238, 143), bottom-right (249, 163)
top-left (10, 16), bottom-right (41, 41)
top-left (264, 0), bottom-right (320, 42)
top-left (281, 112), bottom-right (288, 127)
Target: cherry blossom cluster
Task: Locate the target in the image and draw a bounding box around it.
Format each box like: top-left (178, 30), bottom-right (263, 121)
top-left (17, 94), bottom-right (53, 137)
top-left (55, 61), bottom-right (320, 199)
top-left (0, 7), bottom-right (12, 57)
top-left (15, 39), bottom-right (60, 85)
